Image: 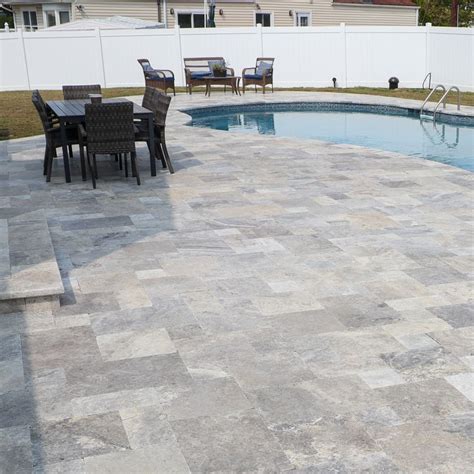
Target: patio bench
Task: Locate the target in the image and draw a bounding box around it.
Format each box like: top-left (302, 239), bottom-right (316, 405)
top-left (184, 57), bottom-right (235, 94)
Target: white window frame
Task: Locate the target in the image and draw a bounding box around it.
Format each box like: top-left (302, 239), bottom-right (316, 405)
top-left (175, 9), bottom-right (206, 28)
top-left (294, 11), bottom-right (312, 27)
top-left (42, 4), bottom-right (71, 28)
top-left (254, 11), bottom-right (273, 27)
top-left (21, 8), bottom-right (38, 31)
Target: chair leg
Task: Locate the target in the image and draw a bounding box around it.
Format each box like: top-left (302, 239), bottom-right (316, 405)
top-left (119, 154), bottom-right (123, 170)
top-left (154, 141), bottom-right (166, 169)
top-left (93, 154), bottom-right (98, 180)
top-left (173, 85), bottom-right (176, 96)
top-left (124, 153), bottom-right (129, 178)
top-left (43, 145), bottom-right (49, 176)
top-left (46, 146), bottom-right (54, 182)
top-left (68, 144), bottom-right (73, 158)
top-left (86, 152), bottom-right (96, 189)
top-left (160, 130), bottom-right (174, 174)
top-left (131, 152), bottom-right (141, 185)
top-left (79, 144), bottom-right (87, 181)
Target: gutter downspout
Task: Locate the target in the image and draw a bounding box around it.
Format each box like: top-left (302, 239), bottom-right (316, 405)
top-left (163, 0), bottom-right (168, 27)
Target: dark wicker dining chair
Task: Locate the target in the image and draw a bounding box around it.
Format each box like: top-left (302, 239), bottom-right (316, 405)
top-left (81, 102), bottom-right (139, 188)
top-left (136, 87), bottom-right (174, 174)
top-left (63, 84), bottom-right (102, 100)
top-left (32, 90), bottom-right (86, 182)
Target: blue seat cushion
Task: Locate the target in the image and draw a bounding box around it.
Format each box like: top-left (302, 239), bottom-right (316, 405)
top-left (191, 71), bottom-right (211, 79)
top-left (243, 74), bottom-right (263, 80)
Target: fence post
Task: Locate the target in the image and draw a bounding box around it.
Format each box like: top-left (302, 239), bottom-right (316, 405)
top-left (18, 28), bottom-right (31, 90)
top-left (340, 22), bottom-right (348, 88)
top-left (257, 23), bottom-right (264, 57)
top-left (95, 28), bottom-right (107, 88)
top-left (175, 25), bottom-right (185, 87)
top-left (425, 22), bottom-right (432, 83)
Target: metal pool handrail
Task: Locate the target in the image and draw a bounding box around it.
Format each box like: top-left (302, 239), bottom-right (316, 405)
top-left (420, 84), bottom-right (446, 117)
top-left (422, 72), bottom-right (432, 90)
top-left (433, 86), bottom-right (461, 121)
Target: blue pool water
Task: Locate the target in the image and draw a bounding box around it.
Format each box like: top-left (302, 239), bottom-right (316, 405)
top-left (190, 106), bottom-right (474, 172)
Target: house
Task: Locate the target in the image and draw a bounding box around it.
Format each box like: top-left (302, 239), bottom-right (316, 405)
top-left (8, 0), bottom-right (419, 31)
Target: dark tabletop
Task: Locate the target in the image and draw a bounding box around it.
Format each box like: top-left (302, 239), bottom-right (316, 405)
top-left (46, 98), bottom-right (153, 122)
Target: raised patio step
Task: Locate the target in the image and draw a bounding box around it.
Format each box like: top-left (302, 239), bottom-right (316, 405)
top-left (0, 210), bottom-right (63, 312)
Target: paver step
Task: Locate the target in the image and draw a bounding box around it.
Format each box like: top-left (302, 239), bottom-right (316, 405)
top-left (0, 210), bottom-right (64, 311)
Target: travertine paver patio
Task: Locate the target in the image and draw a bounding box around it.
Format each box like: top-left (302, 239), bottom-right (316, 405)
top-left (0, 92), bottom-right (473, 473)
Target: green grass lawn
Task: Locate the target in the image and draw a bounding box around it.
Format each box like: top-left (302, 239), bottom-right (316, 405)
top-left (1, 87), bottom-right (472, 140)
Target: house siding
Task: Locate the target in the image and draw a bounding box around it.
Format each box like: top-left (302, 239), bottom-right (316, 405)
top-left (164, 2), bottom-right (255, 28)
top-left (72, 0), bottom-right (159, 22)
top-left (12, 4), bottom-right (45, 29)
top-left (10, 0), bottom-right (418, 29)
top-left (258, 1), bottom-right (417, 26)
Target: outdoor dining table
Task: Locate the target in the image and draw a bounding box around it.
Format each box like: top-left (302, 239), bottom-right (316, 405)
top-left (46, 98), bottom-right (156, 183)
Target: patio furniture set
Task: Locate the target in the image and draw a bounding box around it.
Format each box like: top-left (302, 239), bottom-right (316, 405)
top-left (32, 57), bottom-right (273, 186)
top-left (32, 85), bottom-right (174, 187)
top-left (138, 57), bottom-right (275, 96)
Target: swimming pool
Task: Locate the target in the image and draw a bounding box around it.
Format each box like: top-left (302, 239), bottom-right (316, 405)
top-left (188, 103), bottom-right (474, 172)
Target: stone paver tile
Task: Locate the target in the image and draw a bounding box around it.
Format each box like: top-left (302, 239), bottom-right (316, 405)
top-left (165, 378), bottom-right (251, 421)
top-left (120, 406), bottom-right (176, 450)
top-left (445, 373), bottom-right (474, 402)
top-left (31, 412), bottom-right (130, 466)
top-left (375, 421), bottom-right (474, 472)
top-left (171, 412), bottom-right (291, 472)
top-left (0, 358), bottom-right (25, 395)
top-left (430, 303), bottom-right (474, 328)
top-left (84, 444), bottom-right (190, 474)
top-left (270, 415), bottom-right (384, 470)
top-left (376, 378), bottom-right (474, 423)
top-left (394, 333), bottom-right (440, 350)
top-left (71, 386), bottom-right (179, 418)
top-left (381, 346), bottom-right (468, 383)
top-left (358, 367), bottom-right (406, 389)
top-left (96, 329), bottom-right (176, 362)
top-left (65, 353), bottom-right (192, 398)
top-left (266, 309), bottom-right (346, 338)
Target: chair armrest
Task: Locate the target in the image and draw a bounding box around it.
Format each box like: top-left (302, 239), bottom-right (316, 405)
top-left (242, 67), bottom-right (256, 75)
top-left (226, 67), bottom-right (235, 76)
top-left (156, 69), bottom-right (175, 79)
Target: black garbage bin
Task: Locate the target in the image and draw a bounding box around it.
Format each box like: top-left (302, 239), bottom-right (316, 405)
top-left (389, 77), bottom-right (399, 90)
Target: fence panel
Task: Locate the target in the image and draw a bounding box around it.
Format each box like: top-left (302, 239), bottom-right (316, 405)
top-left (0, 26), bottom-right (472, 92)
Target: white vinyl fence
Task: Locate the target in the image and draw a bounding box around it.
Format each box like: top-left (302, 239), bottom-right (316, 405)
top-left (0, 24), bottom-right (473, 92)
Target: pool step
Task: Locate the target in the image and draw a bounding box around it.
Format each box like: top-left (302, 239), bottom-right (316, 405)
top-left (0, 210), bottom-right (64, 314)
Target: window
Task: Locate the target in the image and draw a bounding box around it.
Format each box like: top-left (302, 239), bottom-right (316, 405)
top-left (255, 12), bottom-right (272, 27)
top-left (22, 10), bottom-right (38, 31)
top-left (295, 12), bottom-right (311, 27)
top-left (177, 12), bottom-right (205, 28)
top-left (45, 11), bottom-right (56, 27)
top-left (43, 5), bottom-right (71, 28)
top-left (59, 11), bottom-right (70, 24)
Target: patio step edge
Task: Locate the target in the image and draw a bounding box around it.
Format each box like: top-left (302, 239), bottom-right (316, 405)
top-left (0, 210), bottom-right (64, 308)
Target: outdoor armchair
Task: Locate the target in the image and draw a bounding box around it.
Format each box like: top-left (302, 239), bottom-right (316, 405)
top-left (242, 58), bottom-right (275, 94)
top-left (137, 59), bottom-right (176, 96)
